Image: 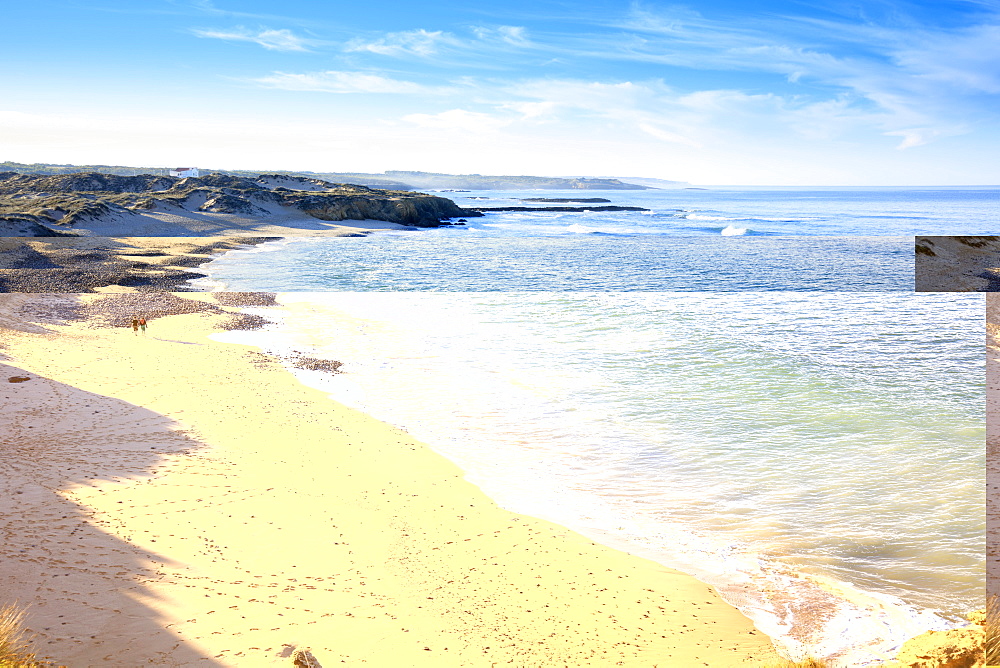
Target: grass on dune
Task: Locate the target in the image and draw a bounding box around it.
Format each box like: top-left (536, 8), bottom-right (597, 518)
top-left (0, 604), bottom-right (52, 668)
top-left (987, 594), bottom-right (1000, 667)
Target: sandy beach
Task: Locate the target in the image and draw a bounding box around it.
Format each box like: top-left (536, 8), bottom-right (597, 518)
top-left (0, 292), bottom-right (781, 667)
top-left (915, 236), bottom-right (1000, 291)
top-left (988, 294), bottom-right (999, 664)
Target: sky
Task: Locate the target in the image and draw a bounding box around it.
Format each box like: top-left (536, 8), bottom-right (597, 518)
top-left (2, 0), bottom-right (999, 184)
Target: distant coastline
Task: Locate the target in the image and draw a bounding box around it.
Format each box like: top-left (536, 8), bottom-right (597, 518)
top-left (0, 161), bottom-right (672, 191)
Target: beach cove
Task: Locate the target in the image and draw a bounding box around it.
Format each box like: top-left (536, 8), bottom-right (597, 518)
top-left (0, 292), bottom-right (781, 667)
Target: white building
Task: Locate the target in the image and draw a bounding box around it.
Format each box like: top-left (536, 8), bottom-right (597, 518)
top-left (169, 167), bottom-right (200, 178)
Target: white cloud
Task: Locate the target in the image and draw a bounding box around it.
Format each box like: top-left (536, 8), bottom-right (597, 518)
top-left (346, 29), bottom-right (456, 57)
top-left (590, 3), bottom-right (1000, 148)
top-left (472, 25), bottom-right (531, 46)
top-left (883, 127), bottom-right (949, 150)
top-left (889, 23), bottom-right (1000, 95)
top-left (250, 71), bottom-right (441, 94)
top-left (345, 25), bottom-right (532, 63)
top-left (191, 26), bottom-right (312, 51)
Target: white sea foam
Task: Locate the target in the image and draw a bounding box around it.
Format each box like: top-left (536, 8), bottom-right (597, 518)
top-left (721, 224), bottom-right (748, 235)
top-left (685, 213), bottom-right (732, 221)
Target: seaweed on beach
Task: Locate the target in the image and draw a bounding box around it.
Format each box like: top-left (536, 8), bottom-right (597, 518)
top-left (79, 292), bottom-right (223, 328)
top-left (211, 292), bottom-right (279, 307)
top-left (218, 313), bottom-right (272, 331)
top-left (287, 353), bottom-right (343, 373)
top-left (11, 294), bottom-right (86, 325)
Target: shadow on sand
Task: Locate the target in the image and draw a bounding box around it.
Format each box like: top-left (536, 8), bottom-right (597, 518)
top-left (0, 360), bottom-right (226, 666)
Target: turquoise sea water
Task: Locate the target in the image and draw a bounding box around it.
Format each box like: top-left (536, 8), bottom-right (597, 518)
top-left (194, 188), bottom-right (998, 292)
top-left (200, 187), bottom-right (991, 665)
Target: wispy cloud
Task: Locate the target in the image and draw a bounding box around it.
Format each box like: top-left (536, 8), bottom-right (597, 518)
top-left (346, 29), bottom-right (459, 57)
top-left (471, 25), bottom-right (531, 47)
top-left (532, 2), bottom-right (1000, 148)
top-left (192, 26), bottom-right (313, 51)
top-left (344, 24), bottom-right (533, 64)
top-left (250, 70), bottom-right (447, 94)
top-left (182, 0), bottom-right (318, 25)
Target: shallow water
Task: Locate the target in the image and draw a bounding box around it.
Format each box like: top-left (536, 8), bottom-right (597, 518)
top-left (195, 234), bottom-right (913, 291)
top-left (195, 187), bottom-right (1000, 292)
top-left (213, 291), bottom-right (985, 666)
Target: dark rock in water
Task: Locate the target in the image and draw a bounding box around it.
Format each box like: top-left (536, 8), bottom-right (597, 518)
top-left (520, 197), bottom-right (612, 203)
top-left (469, 205), bottom-right (648, 212)
top-left (8, 376), bottom-right (31, 383)
top-left (288, 191), bottom-right (481, 227)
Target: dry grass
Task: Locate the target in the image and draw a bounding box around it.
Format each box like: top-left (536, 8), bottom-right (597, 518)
top-left (0, 604), bottom-right (50, 668)
top-left (987, 595), bottom-right (1000, 667)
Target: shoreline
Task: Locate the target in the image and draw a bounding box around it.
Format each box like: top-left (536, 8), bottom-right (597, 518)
top-left (0, 292), bottom-right (783, 667)
top-left (214, 293), bottom-right (986, 667)
top-left (0, 219), bottom-right (419, 293)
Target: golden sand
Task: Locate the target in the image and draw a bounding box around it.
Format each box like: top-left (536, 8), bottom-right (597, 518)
top-left (0, 293), bottom-right (779, 667)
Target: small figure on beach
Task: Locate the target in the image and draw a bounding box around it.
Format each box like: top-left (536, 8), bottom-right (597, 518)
top-left (139, 317), bottom-right (147, 334)
top-left (131, 317), bottom-right (139, 335)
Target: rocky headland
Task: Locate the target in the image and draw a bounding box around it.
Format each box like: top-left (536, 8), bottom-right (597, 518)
top-left (0, 172), bottom-right (479, 237)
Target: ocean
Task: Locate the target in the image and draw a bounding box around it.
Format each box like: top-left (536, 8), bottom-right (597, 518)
top-left (200, 187), bottom-right (989, 665)
top-left (193, 187), bottom-right (999, 292)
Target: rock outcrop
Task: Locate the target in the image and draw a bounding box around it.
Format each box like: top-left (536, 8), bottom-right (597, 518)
top-left (290, 191), bottom-right (471, 227)
top-left (882, 610), bottom-right (985, 668)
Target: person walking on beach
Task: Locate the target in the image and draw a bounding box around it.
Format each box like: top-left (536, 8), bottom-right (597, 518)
top-left (131, 317), bottom-right (139, 335)
top-left (139, 317), bottom-right (147, 335)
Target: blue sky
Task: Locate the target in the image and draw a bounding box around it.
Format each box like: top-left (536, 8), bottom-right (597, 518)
top-left (2, 0), bottom-right (998, 184)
